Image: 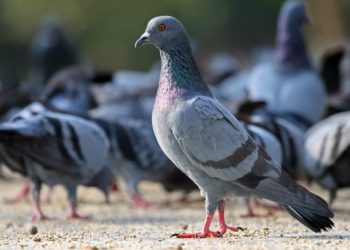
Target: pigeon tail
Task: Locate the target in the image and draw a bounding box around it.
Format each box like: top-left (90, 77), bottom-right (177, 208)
top-left (247, 171), bottom-right (334, 225)
top-left (283, 205), bottom-right (334, 232)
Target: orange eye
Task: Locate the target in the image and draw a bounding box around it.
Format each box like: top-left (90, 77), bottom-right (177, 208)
top-left (158, 23), bottom-right (166, 32)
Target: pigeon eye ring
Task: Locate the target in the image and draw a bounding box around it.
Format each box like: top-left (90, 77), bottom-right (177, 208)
top-left (158, 23), bottom-right (166, 31)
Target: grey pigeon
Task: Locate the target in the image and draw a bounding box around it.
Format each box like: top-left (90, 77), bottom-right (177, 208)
top-left (303, 111), bottom-right (350, 204)
top-left (205, 52), bottom-right (239, 85)
top-left (246, 0), bottom-right (326, 127)
top-left (89, 96), bottom-right (153, 122)
top-left (135, 16), bottom-right (334, 238)
top-left (3, 66), bottom-right (99, 204)
top-left (95, 117), bottom-right (197, 208)
top-left (90, 61), bottom-right (160, 105)
top-left (241, 113), bottom-right (305, 180)
top-left (239, 0), bottom-right (325, 188)
top-left (41, 66), bottom-right (97, 114)
top-left (0, 103), bottom-right (111, 221)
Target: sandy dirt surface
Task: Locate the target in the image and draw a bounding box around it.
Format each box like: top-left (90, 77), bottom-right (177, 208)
top-left (0, 175), bottom-right (349, 250)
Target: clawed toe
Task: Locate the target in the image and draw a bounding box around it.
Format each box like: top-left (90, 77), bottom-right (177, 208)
top-left (226, 225), bottom-right (244, 232)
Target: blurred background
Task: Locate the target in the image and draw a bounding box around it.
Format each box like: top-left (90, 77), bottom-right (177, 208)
top-left (0, 0), bottom-right (349, 85)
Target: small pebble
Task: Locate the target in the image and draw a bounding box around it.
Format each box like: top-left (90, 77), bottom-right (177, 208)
top-left (29, 225), bottom-right (38, 235)
top-left (176, 245), bottom-right (183, 250)
top-left (84, 246), bottom-right (98, 250)
top-left (32, 236), bottom-right (41, 242)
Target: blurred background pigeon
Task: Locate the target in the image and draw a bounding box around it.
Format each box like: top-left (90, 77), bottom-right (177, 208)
top-left (303, 111), bottom-right (350, 205)
top-left (0, 103), bottom-right (111, 221)
top-left (95, 117), bottom-right (197, 208)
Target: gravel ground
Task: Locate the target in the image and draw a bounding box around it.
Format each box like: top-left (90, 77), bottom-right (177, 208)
top-left (0, 176), bottom-right (349, 250)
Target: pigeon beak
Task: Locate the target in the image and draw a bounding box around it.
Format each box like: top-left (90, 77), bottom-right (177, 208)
top-left (135, 32), bottom-right (151, 48)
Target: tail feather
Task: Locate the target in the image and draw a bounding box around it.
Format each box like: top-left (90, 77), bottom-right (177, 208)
top-left (284, 206), bottom-right (334, 233)
top-left (248, 170), bottom-right (335, 232)
top-left (252, 171), bottom-right (334, 217)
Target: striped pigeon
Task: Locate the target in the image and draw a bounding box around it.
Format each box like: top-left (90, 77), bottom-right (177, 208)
top-left (304, 111), bottom-right (350, 204)
top-left (95, 117), bottom-right (197, 208)
top-left (0, 102), bottom-right (111, 221)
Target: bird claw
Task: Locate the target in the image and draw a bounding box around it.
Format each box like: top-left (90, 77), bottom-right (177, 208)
top-left (64, 212), bottom-right (91, 220)
top-left (171, 231), bottom-right (223, 238)
top-left (132, 196), bottom-right (165, 209)
top-left (217, 224), bottom-right (245, 235)
top-left (4, 189), bottom-right (30, 204)
top-left (30, 212), bottom-right (52, 222)
top-left (225, 225), bottom-right (245, 232)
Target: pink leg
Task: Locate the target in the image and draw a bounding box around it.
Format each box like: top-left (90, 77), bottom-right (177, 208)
top-left (30, 190), bottom-right (51, 222)
top-left (132, 195), bottom-right (151, 208)
top-left (240, 198), bottom-right (268, 218)
top-left (173, 212), bottom-right (221, 238)
top-left (65, 194), bottom-right (90, 220)
top-left (131, 194), bottom-right (166, 209)
top-left (4, 178), bottom-right (30, 203)
top-left (43, 188), bottom-right (53, 204)
top-left (66, 210), bottom-right (91, 220)
top-left (217, 201), bottom-right (243, 235)
top-left (111, 182), bottom-right (119, 193)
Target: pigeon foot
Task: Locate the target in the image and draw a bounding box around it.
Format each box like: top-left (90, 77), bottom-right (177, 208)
top-left (30, 211), bottom-right (52, 222)
top-left (132, 195), bottom-right (165, 209)
top-left (64, 211), bottom-right (91, 220)
top-left (4, 178), bottom-right (31, 204)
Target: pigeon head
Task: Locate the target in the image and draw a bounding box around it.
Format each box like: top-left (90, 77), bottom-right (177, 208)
top-left (275, 0), bottom-right (311, 68)
top-left (135, 16), bottom-right (211, 96)
top-left (278, 0), bottom-right (309, 33)
top-left (135, 16), bottom-right (190, 50)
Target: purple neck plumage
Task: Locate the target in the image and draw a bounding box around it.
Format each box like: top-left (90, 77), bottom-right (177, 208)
top-left (155, 39), bottom-right (211, 109)
top-left (274, 10), bottom-right (311, 69)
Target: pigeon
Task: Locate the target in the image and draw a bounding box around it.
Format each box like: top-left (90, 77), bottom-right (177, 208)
top-left (90, 61), bottom-right (160, 105)
top-left (239, 0), bottom-right (325, 188)
top-left (320, 46), bottom-right (345, 96)
top-left (205, 52), bottom-right (239, 85)
top-left (240, 122), bottom-right (284, 217)
top-left (324, 46), bottom-right (350, 115)
top-left (40, 66), bottom-right (97, 114)
top-left (303, 111), bottom-right (350, 204)
top-left (4, 66), bottom-right (100, 203)
top-left (135, 15), bottom-right (334, 238)
top-left (0, 102), bottom-right (111, 220)
top-left (246, 0), bottom-right (326, 128)
top-left (238, 111), bottom-right (308, 217)
top-left (95, 117), bottom-right (197, 208)
top-left (240, 113), bottom-right (305, 180)
top-left (89, 96), bottom-right (153, 122)
top-left (28, 17), bottom-right (79, 87)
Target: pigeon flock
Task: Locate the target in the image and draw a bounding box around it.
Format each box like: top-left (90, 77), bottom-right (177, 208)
top-left (4, 0), bottom-right (350, 241)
